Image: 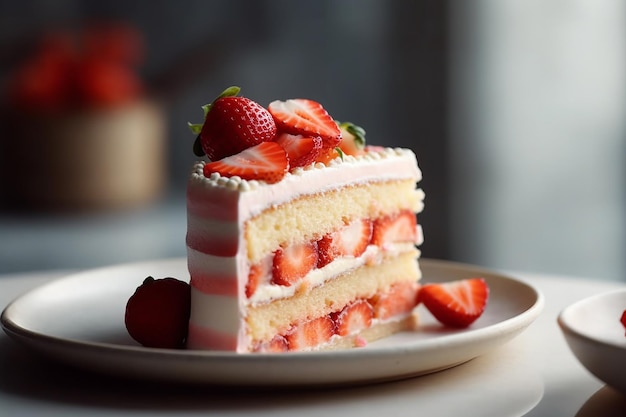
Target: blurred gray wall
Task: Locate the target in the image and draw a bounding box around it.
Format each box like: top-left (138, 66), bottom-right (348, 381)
top-left (449, 0), bottom-right (626, 280)
top-left (0, 1), bottom-right (450, 271)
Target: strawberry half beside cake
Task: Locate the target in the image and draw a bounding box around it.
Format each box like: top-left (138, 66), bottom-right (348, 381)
top-left (185, 87), bottom-right (425, 352)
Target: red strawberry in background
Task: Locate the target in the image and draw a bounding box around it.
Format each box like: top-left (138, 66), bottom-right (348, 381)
top-left (75, 58), bottom-right (142, 107)
top-left (268, 98), bottom-right (342, 148)
top-left (418, 278), bottom-right (489, 328)
top-left (8, 32), bottom-right (76, 111)
top-left (191, 87), bottom-right (277, 161)
top-left (124, 276), bottom-right (191, 349)
top-left (8, 24), bottom-right (145, 112)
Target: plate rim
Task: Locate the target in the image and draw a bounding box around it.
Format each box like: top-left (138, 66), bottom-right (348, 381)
top-left (557, 288), bottom-right (626, 350)
top-left (1, 257), bottom-right (544, 386)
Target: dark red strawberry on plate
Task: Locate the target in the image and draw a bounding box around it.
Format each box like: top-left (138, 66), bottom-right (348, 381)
top-left (418, 278), bottom-right (489, 328)
top-left (124, 276), bottom-right (191, 349)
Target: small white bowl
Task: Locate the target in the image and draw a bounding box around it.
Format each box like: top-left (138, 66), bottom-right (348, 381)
top-left (558, 289), bottom-right (626, 394)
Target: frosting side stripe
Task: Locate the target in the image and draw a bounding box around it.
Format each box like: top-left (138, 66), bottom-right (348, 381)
top-left (187, 322), bottom-right (238, 350)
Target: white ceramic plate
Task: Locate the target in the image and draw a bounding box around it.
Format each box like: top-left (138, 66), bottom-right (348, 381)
top-left (558, 289), bottom-right (626, 394)
top-left (2, 258), bottom-right (543, 387)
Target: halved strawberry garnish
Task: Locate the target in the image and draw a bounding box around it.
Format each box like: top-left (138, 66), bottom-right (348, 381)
top-left (369, 281), bottom-right (419, 320)
top-left (620, 310), bottom-right (626, 336)
top-left (332, 300), bottom-right (374, 337)
top-left (418, 278), bottom-right (489, 328)
top-left (268, 99), bottom-right (341, 147)
top-left (371, 210), bottom-right (418, 247)
top-left (245, 254), bottom-right (273, 298)
top-left (272, 241), bottom-right (319, 286)
top-left (285, 315), bottom-right (335, 351)
top-left (203, 141), bottom-right (288, 184)
top-left (317, 218), bottom-right (372, 268)
top-left (275, 132), bottom-right (323, 169)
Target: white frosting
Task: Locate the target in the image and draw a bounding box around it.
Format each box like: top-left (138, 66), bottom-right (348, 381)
top-left (189, 147), bottom-right (422, 219)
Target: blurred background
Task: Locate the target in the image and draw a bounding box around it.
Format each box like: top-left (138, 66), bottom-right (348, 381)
top-left (0, 0), bottom-right (623, 281)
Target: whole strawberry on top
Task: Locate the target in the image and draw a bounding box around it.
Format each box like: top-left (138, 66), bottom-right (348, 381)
top-left (189, 86), bottom-right (277, 161)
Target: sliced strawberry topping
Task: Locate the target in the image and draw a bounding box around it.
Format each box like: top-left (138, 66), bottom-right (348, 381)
top-left (418, 278), bottom-right (489, 328)
top-left (285, 315), bottom-right (335, 351)
top-left (268, 99), bottom-right (342, 147)
top-left (245, 254), bottom-right (273, 298)
top-left (369, 281), bottom-right (419, 320)
top-left (275, 132), bottom-right (323, 169)
top-left (253, 335), bottom-right (289, 353)
top-left (271, 241), bottom-right (319, 286)
top-left (332, 300), bottom-right (374, 337)
top-left (203, 141), bottom-right (288, 184)
top-left (371, 210), bottom-right (418, 247)
top-left (317, 218), bottom-right (373, 268)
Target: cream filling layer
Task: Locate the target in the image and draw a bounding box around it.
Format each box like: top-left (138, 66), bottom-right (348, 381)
top-left (188, 240), bottom-right (422, 336)
top-left (250, 238), bottom-right (422, 305)
top-left (187, 229), bottom-right (422, 302)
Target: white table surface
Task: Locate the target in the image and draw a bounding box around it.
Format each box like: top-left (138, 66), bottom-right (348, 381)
top-left (1, 268), bottom-right (626, 417)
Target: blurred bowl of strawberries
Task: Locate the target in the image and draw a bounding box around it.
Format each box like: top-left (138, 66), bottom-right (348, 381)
top-left (0, 23), bottom-right (166, 211)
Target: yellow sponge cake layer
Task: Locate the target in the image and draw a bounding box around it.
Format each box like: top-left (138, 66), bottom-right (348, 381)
top-left (247, 249), bottom-right (420, 342)
top-left (245, 179), bottom-right (424, 263)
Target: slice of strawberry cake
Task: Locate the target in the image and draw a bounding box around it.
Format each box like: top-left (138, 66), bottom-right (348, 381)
top-left (185, 87), bottom-right (425, 352)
